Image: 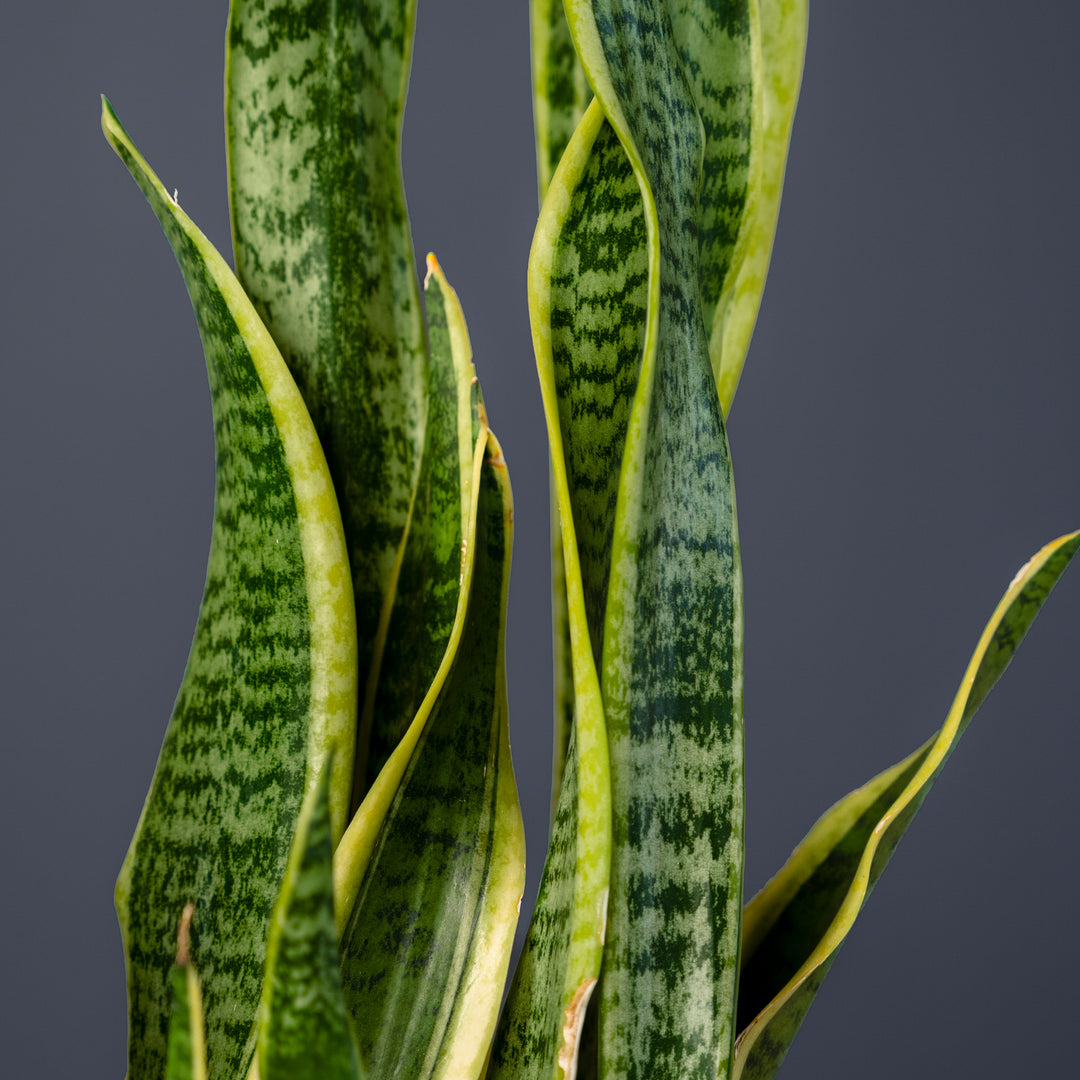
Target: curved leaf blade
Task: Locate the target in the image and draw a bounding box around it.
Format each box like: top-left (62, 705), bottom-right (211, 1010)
top-left (256, 769), bottom-right (360, 1080)
top-left (712, 0), bottom-right (807, 414)
top-left (733, 532), bottom-right (1080, 1080)
top-left (564, 3), bottom-right (747, 1075)
top-left (331, 259), bottom-right (487, 930)
top-left (339, 432), bottom-right (525, 1080)
top-left (104, 100), bottom-right (357, 1080)
top-left (489, 99), bottom-right (617, 1080)
top-left (532, 0), bottom-right (593, 200)
top-left (359, 256), bottom-right (484, 790)
top-left (226, 0), bottom-right (427, 789)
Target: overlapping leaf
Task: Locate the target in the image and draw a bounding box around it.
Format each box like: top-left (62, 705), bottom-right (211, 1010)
top-left (104, 101), bottom-right (357, 1080)
top-left (733, 532), bottom-right (1080, 1080)
top-left (226, 0), bottom-right (427, 796)
top-left (561, 2), bottom-right (748, 1076)
top-left (339, 431), bottom-right (525, 1080)
top-left (256, 767), bottom-right (360, 1080)
top-left (532, 0), bottom-right (594, 820)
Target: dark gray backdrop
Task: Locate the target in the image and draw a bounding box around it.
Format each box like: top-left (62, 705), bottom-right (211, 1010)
top-left (2, 2), bottom-right (1078, 1076)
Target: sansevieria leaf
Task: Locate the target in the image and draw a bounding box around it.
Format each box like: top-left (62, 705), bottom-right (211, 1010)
top-left (256, 768), bottom-right (360, 1080)
top-left (331, 258), bottom-right (488, 930)
top-left (166, 907), bottom-right (208, 1080)
top-left (226, 0), bottom-right (427, 793)
top-left (339, 431), bottom-right (525, 1080)
top-left (531, 0), bottom-right (593, 821)
top-left (564, 1), bottom-right (748, 1076)
top-left (103, 101), bottom-right (357, 1080)
top-left (712, 0), bottom-right (807, 414)
top-left (733, 531), bottom-right (1080, 1080)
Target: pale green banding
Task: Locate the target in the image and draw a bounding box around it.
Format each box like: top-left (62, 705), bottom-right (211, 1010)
top-left (563, 5), bottom-right (745, 1079)
top-left (359, 257), bottom-right (483, 789)
top-left (257, 771), bottom-right (360, 1080)
top-left (226, 0), bottom-right (427, 790)
top-left (104, 98), bottom-right (356, 1080)
top-left (667, 0), bottom-right (756, 347)
top-left (733, 532), bottom-right (1080, 1080)
top-left (332, 433), bottom-right (488, 931)
top-left (531, 0), bottom-right (593, 816)
top-left (490, 97), bottom-right (615, 1080)
top-left (429, 434), bottom-right (526, 1080)
top-left (712, 0), bottom-right (807, 414)
top-left (339, 437), bottom-right (524, 1080)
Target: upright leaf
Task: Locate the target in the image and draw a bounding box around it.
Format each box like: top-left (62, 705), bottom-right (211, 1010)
top-left (733, 533), bottom-right (1079, 1080)
top-left (533, 0), bottom-right (593, 200)
top-left (564, 2), bottom-right (748, 1076)
top-left (489, 99), bottom-right (617, 1080)
top-left (339, 433), bottom-right (525, 1080)
top-left (104, 101), bottom-right (357, 1080)
top-left (166, 907), bottom-right (208, 1080)
top-left (331, 260), bottom-right (487, 930)
top-left (257, 770), bottom-right (360, 1080)
top-left (531, 0), bottom-right (594, 816)
top-left (711, 0), bottom-right (807, 413)
top-left (359, 256), bottom-right (484, 790)
top-left (226, 0), bottom-right (427, 788)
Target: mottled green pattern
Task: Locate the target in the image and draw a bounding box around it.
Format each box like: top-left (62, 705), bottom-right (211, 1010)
top-left (550, 117), bottom-right (646, 667)
top-left (533, 0), bottom-right (593, 198)
top-left (667, 0), bottom-right (754, 343)
top-left (712, 0), bottom-right (806, 413)
top-left (491, 728), bottom-right (584, 1080)
top-left (733, 533), bottom-right (1080, 1080)
top-left (227, 0), bottom-right (427, 778)
top-left (340, 445), bottom-right (521, 1079)
top-left (258, 772), bottom-right (360, 1080)
top-left (564, 2), bottom-right (745, 1078)
top-left (361, 269), bottom-right (482, 788)
top-left (532, 0), bottom-right (594, 818)
top-left (105, 100), bottom-right (355, 1080)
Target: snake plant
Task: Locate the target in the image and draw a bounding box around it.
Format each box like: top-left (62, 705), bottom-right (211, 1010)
top-left (103, 2), bottom-right (1076, 1079)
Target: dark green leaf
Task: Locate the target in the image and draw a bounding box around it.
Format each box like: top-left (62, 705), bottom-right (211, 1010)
top-left (104, 100), bottom-right (357, 1080)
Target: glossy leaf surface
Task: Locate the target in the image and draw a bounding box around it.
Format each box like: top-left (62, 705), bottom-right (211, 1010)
top-left (734, 532), bottom-right (1080, 1080)
top-left (339, 433), bottom-right (524, 1080)
top-left (331, 259), bottom-right (487, 932)
top-left (104, 101), bottom-right (357, 1080)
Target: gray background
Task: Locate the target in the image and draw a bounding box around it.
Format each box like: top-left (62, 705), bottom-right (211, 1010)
top-left (2, 2), bottom-right (1078, 1076)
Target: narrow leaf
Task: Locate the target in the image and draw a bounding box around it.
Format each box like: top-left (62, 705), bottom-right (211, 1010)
top-left (226, 0), bottom-right (427, 789)
top-left (360, 256), bottom-right (484, 790)
top-left (489, 100), bottom-right (617, 1080)
top-left (712, 0), bottom-right (807, 413)
top-left (104, 100), bottom-right (357, 1080)
top-left (733, 532), bottom-right (1080, 1080)
top-left (257, 769), bottom-right (360, 1080)
top-left (331, 260), bottom-right (487, 930)
top-left (564, 2), bottom-right (746, 1076)
top-left (532, 0), bottom-right (593, 199)
top-left (339, 433), bottom-right (525, 1080)
top-left (530, 0), bottom-right (594, 821)
top-left (166, 907), bottom-right (208, 1080)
